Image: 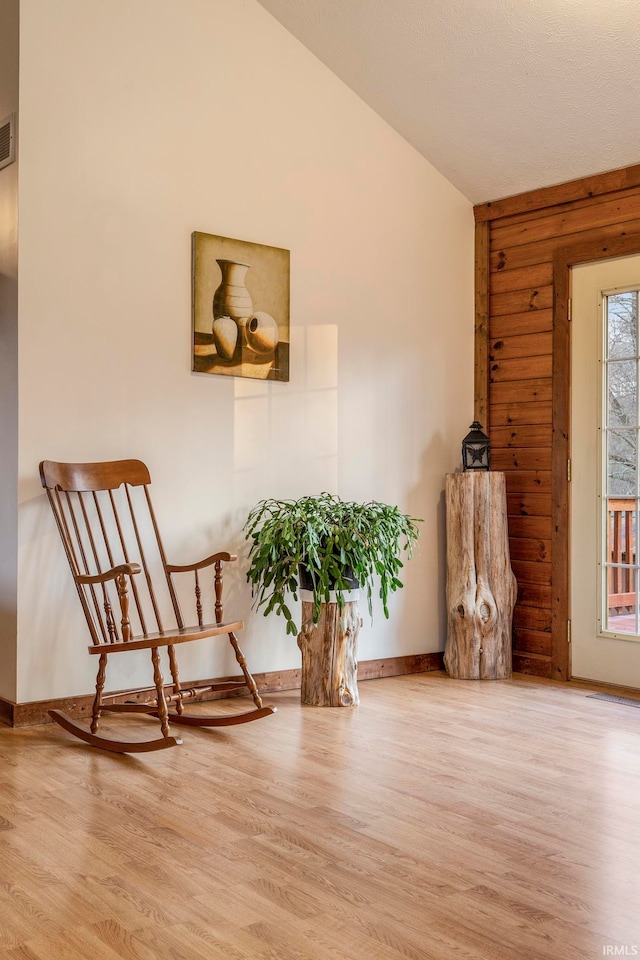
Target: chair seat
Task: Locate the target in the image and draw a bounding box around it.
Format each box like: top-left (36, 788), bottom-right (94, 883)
top-left (88, 619), bottom-right (244, 654)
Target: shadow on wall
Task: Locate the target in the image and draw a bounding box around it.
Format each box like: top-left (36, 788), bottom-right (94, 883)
top-left (229, 322), bottom-right (339, 659)
top-left (232, 323), bottom-right (339, 511)
top-left (395, 434), bottom-right (450, 658)
top-left (16, 493), bottom-right (98, 698)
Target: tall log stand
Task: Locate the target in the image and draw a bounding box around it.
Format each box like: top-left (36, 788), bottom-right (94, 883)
top-left (297, 599), bottom-right (361, 706)
top-left (444, 471), bottom-right (516, 680)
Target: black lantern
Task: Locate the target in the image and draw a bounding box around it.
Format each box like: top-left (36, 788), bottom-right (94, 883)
top-left (462, 421), bottom-right (490, 472)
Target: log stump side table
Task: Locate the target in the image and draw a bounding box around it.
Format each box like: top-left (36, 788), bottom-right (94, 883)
top-left (444, 471), bottom-right (517, 680)
top-left (297, 592), bottom-right (361, 706)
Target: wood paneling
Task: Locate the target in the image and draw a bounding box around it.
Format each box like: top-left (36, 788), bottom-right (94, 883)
top-left (490, 401), bottom-right (553, 427)
top-left (490, 355), bottom-right (553, 383)
top-left (511, 559), bottom-right (552, 585)
top-left (512, 651), bottom-right (553, 677)
top-left (512, 627), bottom-right (552, 656)
top-left (490, 218), bottom-right (640, 273)
top-left (489, 332), bottom-right (553, 362)
top-left (490, 378), bottom-right (552, 405)
top-left (516, 582), bottom-right (552, 608)
top-left (490, 193), bottom-right (640, 250)
top-left (492, 424), bottom-right (552, 448)
top-left (476, 163), bottom-right (640, 681)
top-left (507, 515), bottom-right (553, 540)
top-left (509, 539), bottom-right (551, 563)
top-left (490, 285), bottom-right (553, 317)
top-left (503, 470), bottom-right (552, 493)
top-left (507, 493), bottom-right (552, 516)
top-left (475, 221), bottom-right (490, 424)
top-left (490, 262), bottom-right (553, 294)
top-left (474, 160), bottom-right (640, 221)
top-left (490, 308), bottom-right (553, 339)
top-left (514, 605), bottom-right (552, 633)
top-left (492, 448), bottom-right (552, 471)
top-left (551, 246), bottom-right (571, 682)
top-left (491, 186), bottom-right (640, 233)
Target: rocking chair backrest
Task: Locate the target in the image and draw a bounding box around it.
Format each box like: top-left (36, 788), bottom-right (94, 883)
top-left (39, 459), bottom-right (186, 646)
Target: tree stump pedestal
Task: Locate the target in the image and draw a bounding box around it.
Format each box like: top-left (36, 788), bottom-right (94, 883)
top-left (297, 595), bottom-right (361, 706)
top-left (444, 471), bottom-right (517, 680)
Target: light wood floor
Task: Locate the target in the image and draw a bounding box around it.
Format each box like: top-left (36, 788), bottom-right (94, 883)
top-left (1, 672), bottom-right (639, 960)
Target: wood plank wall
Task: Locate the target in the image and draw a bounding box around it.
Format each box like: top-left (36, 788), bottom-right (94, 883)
top-left (474, 163), bottom-right (640, 680)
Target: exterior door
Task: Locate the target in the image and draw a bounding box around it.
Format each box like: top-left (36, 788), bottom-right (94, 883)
top-left (571, 254), bottom-right (640, 687)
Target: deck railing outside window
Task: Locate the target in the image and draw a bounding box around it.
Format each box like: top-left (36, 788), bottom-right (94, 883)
top-left (607, 497), bottom-right (636, 617)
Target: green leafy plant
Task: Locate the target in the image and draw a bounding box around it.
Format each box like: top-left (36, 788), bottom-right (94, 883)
top-left (244, 493), bottom-right (421, 636)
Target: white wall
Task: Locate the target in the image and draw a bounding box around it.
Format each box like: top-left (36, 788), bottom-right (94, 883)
top-left (0, 0), bottom-right (19, 702)
top-left (16, 0), bottom-right (473, 702)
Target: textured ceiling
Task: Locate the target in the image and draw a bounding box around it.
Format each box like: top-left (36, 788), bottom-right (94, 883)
top-left (256, 0), bottom-right (640, 204)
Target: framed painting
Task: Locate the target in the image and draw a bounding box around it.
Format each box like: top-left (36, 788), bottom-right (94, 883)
top-left (192, 232), bottom-right (290, 382)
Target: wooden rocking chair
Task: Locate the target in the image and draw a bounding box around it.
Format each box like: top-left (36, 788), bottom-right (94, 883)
top-left (39, 459), bottom-right (276, 753)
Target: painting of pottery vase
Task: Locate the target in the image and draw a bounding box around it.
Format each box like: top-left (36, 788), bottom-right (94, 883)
top-left (192, 234), bottom-right (290, 383)
top-left (211, 260), bottom-right (281, 365)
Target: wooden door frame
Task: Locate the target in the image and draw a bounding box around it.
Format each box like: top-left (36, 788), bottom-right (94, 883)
top-left (552, 232), bottom-right (640, 680)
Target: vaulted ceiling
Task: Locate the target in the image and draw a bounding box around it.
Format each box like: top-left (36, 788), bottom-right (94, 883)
top-left (257, 0), bottom-right (640, 204)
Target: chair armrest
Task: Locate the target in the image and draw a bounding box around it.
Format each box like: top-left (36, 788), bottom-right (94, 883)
top-left (76, 563), bottom-right (141, 585)
top-left (165, 552), bottom-right (237, 574)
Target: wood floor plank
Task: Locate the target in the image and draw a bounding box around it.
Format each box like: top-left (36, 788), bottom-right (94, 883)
top-left (1, 677), bottom-right (639, 958)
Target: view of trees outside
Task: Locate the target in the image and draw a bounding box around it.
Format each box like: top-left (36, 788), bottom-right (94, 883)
top-left (607, 291), bottom-right (638, 495)
top-left (605, 290), bottom-right (639, 631)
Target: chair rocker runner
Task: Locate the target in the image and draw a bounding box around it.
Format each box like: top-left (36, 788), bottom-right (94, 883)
top-left (40, 459), bottom-right (276, 753)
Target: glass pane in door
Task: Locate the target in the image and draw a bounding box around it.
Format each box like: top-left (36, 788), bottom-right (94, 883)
top-left (604, 290), bottom-right (639, 634)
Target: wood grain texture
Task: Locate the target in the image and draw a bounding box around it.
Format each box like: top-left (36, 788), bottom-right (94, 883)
top-left (511, 560), bottom-right (552, 585)
top-left (503, 470), bottom-right (552, 494)
top-left (516, 582), bottom-right (552, 608)
top-left (490, 261), bottom-right (553, 294)
top-left (0, 654), bottom-right (443, 728)
top-left (512, 626), bottom-right (553, 657)
top-left (508, 539), bottom-right (551, 563)
top-left (3, 672), bottom-right (640, 958)
top-left (489, 185), bottom-right (640, 233)
top-left (512, 651), bottom-right (553, 677)
top-left (39, 458), bottom-right (151, 492)
top-left (490, 401), bottom-right (553, 427)
top-left (489, 355), bottom-right (553, 383)
top-left (491, 424), bottom-right (552, 448)
top-left (297, 600), bottom-right (361, 707)
top-left (507, 493), bottom-right (553, 516)
top-left (490, 308), bottom-right (553, 339)
top-left (490, 378), bottom-right (552, 405)
top-left (474, 159), bottom-right (640, 221)
top-left (478, 166), bottom-right (640, 680)
top-left (551, 249), bottom-right (571, 683)
top-left (507, 516), bottom-right (553, 541)
top-left (445, 473), bottom-right (516, 680)
top-left (489, 332), bottom-right (553, 362)
top-left (513, 605), bottom-right (552, 633)
top-left (492, 448), bottom-right (552, 472)
top-left (490, 285), bottom-right (553, 317)
top-left (475, 220), bottom-right (490, 424)
top-left (489, 218), bottom-right (640, 273)
top-left (490, 192), bottom-right (640, 249)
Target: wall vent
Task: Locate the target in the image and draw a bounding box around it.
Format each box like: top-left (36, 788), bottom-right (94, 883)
top-left (0, 114), bottom-right (16, 171)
